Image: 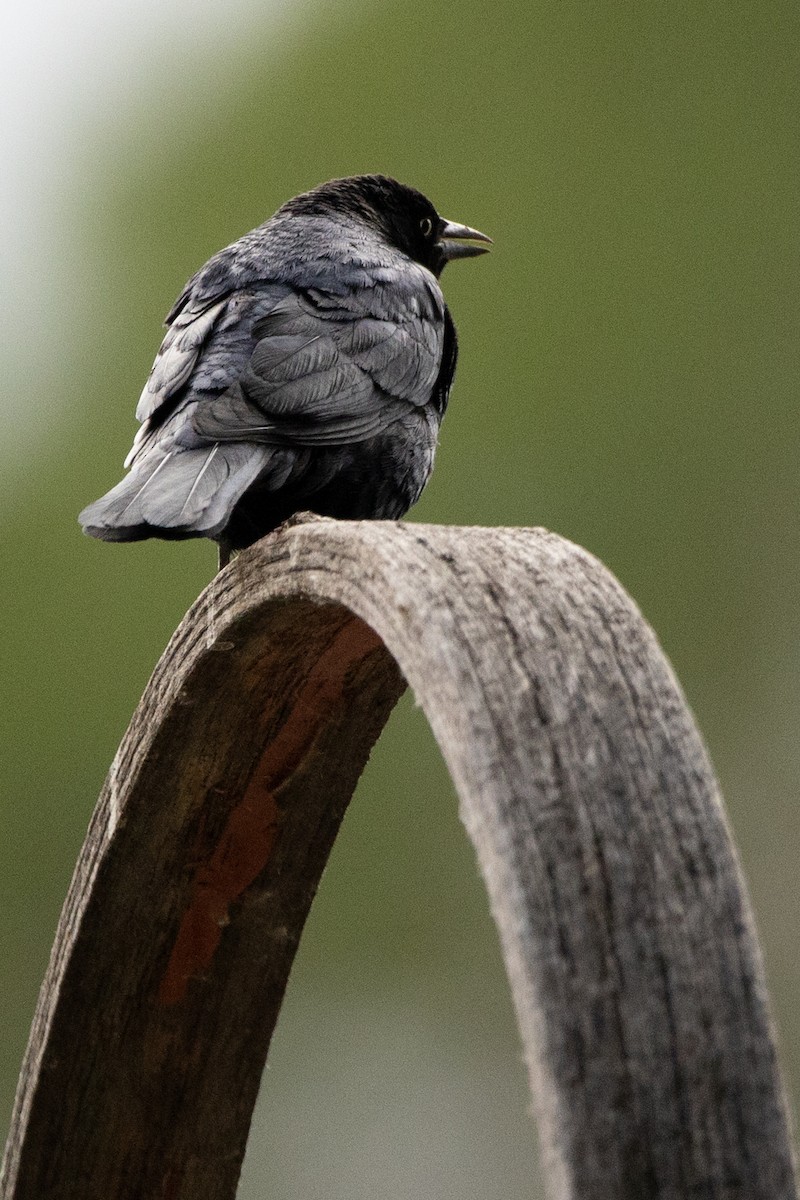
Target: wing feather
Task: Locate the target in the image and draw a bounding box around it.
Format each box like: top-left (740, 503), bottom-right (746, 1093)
top-left (188, 272), bottom-right (446, 449)
top-left (136, 298), bottom-right (227, 423)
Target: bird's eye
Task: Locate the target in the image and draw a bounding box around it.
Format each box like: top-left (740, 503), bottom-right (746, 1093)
top-left (419, 217), bottom-right (433, 237)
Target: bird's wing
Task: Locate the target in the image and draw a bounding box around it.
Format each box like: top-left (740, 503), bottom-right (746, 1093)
top-left (188, 274), bottom-right (447, 449)
top-left (134, 297), bottom-right (228, 426)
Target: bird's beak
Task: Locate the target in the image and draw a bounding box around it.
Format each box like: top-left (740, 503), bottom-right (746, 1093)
top-left (437, 218), bottom-right (493, 261)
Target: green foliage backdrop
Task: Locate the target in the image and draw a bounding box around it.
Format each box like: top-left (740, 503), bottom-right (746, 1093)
top-left (1, 0), bottom-right (798, 1194)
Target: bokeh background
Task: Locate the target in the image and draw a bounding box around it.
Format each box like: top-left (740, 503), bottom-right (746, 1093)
top-left (2, 1), bottom-right (798, 1195)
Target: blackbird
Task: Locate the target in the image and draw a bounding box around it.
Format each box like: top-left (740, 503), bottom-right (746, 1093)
top-left (79, 174), bottom-right (490, 566)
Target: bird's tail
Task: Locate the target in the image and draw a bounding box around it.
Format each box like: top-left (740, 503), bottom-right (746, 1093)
top-left (79, 441), bottom-right (270, 543)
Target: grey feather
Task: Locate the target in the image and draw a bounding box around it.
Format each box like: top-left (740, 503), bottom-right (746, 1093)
top-left (80, 442), bottom-right (272, 540)
top-left (135, 298), bottom-right (227, 424)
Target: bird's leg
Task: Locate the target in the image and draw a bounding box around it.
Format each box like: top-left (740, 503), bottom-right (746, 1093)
top-left (217, 542), bottom-right (232, 573)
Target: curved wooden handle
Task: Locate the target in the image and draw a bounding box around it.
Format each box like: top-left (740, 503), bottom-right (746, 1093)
top-left (2, 519), bottom-right (796, 1199)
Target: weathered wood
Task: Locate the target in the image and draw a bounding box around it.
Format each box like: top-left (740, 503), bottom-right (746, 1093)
top-left (1, 518), bottom-right (796, 1200)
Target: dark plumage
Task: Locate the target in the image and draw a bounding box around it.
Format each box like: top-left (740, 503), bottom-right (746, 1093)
top-left (79, 175), bottom-right (490, 565)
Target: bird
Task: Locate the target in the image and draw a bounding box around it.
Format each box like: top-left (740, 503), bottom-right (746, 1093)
top-left (79, 174), bottom-right (491, 568)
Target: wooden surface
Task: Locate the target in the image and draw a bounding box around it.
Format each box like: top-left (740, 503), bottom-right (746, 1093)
top-left (1, 518), bottom-right (796, 1199)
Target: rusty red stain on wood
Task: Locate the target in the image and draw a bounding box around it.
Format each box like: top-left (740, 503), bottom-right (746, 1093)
top-left (158, 616), bottom-right (382, 1005)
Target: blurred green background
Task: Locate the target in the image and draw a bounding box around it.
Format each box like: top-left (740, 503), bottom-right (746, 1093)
top-left (1, 0), bottom-right (798, 1195)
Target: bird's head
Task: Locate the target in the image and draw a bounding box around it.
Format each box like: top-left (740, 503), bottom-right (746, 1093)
top-left (279, 174), bottom-right (491, 277)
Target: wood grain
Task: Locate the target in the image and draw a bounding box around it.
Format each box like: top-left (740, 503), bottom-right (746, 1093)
top-left (2, 518), bottom-right (796, 1199)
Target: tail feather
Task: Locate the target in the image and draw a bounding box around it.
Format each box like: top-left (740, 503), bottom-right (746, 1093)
top-left (79, 442), bottom-right (271, 542)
